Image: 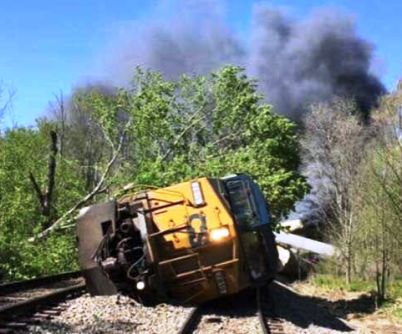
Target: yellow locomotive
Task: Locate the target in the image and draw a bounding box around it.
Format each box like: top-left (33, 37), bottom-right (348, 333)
top-left (77, 174), bottom-right (279, 304)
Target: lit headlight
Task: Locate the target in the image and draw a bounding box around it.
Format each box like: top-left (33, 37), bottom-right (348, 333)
top-left (136, 280), bottom-right (145, 290)
top-left (210, 226), bottom-right (230, 242)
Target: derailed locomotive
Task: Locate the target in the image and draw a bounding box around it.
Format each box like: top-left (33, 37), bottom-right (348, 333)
top-left (77, 174), bottom-right (279, 304)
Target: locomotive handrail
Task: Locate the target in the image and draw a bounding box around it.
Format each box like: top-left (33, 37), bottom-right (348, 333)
top-left (148, 224), bottom-right (189, 237)
top-left (174, 258), bottom-right (239, 279)
top-left (144, 199), bottom-right (185, 213)
top-left (158, 252), bottom-right (199, 266)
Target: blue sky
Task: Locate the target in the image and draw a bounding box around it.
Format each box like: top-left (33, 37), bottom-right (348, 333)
top-left (0, 0), bottom-right (401, 128)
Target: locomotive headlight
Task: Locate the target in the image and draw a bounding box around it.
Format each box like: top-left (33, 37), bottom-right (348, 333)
top-left (136, 280), bottom-right (145, 290)
top-left (210, 226), bottom-right (230, 242)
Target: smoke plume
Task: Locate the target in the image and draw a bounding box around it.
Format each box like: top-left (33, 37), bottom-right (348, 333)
top-left (249, 5), bottom-right (385, 120)
top-left (104, 1), bottom-right (244, 82)
top-left (100, 2), bottom-right (384, 121)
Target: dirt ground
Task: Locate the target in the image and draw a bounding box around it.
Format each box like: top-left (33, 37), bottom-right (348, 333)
top-left (290, 280), bottom-right (402, 334)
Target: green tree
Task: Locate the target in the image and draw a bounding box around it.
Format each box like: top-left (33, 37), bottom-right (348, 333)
top-left (1, 65), bottom-right (307, 280)
top-left (0, 123), bottom-right (85, 280)
top-left (301, 99), bottom-right (368, 283)
top-left (114, 66), bottom-right (307, 218)
top-left (63, 66), bottom-right (306, 219)
top-left (353, 88), bottom-right (402, 302)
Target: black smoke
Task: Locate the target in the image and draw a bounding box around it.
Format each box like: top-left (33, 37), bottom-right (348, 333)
top-left (249, 5), bottom-right (385, 120)
top-left (104, 1), bottom-right (244, 82)
top-left (100, 2), bottom-right (385, 121)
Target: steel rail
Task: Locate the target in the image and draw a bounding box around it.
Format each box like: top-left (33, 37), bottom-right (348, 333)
top-left (0, 282), bottom-right (85, 321)
top-left (0, 271), bottom-right (82, 296)
top-left (257, 286), bottom-right (272, 334)
top-left (177, 306), bottom-right (202, 334)
top-left (257, 284), bottom-right (285, 334)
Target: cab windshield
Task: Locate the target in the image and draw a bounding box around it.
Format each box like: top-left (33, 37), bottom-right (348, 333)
top-left (223, 175), bottom-right (270, 229)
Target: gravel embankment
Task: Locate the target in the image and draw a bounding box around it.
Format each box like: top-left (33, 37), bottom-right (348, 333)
top-left (192, 290), bottom-right (260, 333)
top-left (192, 284), bottom-right (359, 334)
top-left (19, 280), bottom-right (375, 334)
top-left (25, 294), bottom-right (194, 334)
top-left (194, 311), bottom-right (261, 333)
top-left (268, 281), bottom-right (359, 334)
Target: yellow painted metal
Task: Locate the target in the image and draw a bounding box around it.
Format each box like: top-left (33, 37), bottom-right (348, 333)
top-left (144, 177), bottom-right (242, 303)
top-left (147, 177), bottom-right (236, 249)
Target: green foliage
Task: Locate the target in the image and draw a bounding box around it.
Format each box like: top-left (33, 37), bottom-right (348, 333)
top-left (312, 274), bottom-right (375, 293)
top-left (0, 65), bottom-right (306, 281)
top-left (388, 280), bottom-right (402, 300)
top-left (0, 234), bottom-right (78, 280)
top-left (0, 124), bottom-right (84, 280)
top-left (112, 66), bottom-right (306, 218)
top-left (312, 273), bottom-right (402, 313)
top-left (310, 90), bottom-right (402, 307)
top-left (71, 66), bottom-right (307, 218)
top-left (349, 90), bottom-right (402, 302)
top-left (389, 304), bottom-right (402, 321)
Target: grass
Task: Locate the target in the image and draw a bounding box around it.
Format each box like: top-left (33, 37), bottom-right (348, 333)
top-left (383, 280), bottom-right (402, 321)
top-left (311, 274), bottom-right (374, 293)
top-left (388, 279), bottom-right (402, 299)
top-left (311, 273), bottom-right (402, 322)
top-left (392, 305), bottom-right (402, 319)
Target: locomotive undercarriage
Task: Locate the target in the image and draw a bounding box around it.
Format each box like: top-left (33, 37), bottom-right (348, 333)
top-left (77, 198), bottom-right (161, 303)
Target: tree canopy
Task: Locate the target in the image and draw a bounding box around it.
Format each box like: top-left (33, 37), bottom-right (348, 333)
top-left (0, 66), bottom-right (306, 280)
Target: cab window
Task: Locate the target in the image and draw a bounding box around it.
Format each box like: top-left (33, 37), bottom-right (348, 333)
top-left (225, 179), bottom-right (258, 228)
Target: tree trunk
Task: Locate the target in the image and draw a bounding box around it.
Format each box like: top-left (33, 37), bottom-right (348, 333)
top-left (29, 130), bottom-right (58, 228)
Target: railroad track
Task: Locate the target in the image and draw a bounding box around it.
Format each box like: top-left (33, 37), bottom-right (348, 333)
top-left (178, 283), bottom-right (286, 334)
top-left (177, 305), bottom-right (202, 334)
top-left (257, 284), bottom-right (285, 334)
top-left (0, 271), bottom-right (85, 333)
top-left (0, 274), bottom-right (288, 333)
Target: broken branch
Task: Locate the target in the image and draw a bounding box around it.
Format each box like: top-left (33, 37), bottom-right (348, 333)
top-left (29, 119), bottom-right (131, 241)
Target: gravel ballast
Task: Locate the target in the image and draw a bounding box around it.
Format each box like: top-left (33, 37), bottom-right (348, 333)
top-left (25, 294), bottom-right (194, 334)
top-left (20, 280), bottom-right (399, 333)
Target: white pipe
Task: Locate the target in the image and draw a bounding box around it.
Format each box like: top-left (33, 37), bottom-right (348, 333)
top-left (274, 232), bottom-right (336, 257)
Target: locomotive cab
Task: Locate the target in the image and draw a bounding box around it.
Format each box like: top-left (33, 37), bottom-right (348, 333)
top-left (77, 174), bottom-right (278, 304)
top-left (222, 174), bottom-right (278, 284)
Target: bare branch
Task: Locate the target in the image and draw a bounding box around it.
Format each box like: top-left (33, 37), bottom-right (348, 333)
top-left (29, 172), bottom-right (45, 209)
top-left (53, 91), bottom-right (66, 156)
top-left (29, 131), bottom-right (58, 220)
top-left (0, 86), bottom-right (15, 121)
top-left (45, 131), bottom-right (58, 216)
top-left (29, 119), bottom-right (132, 241)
